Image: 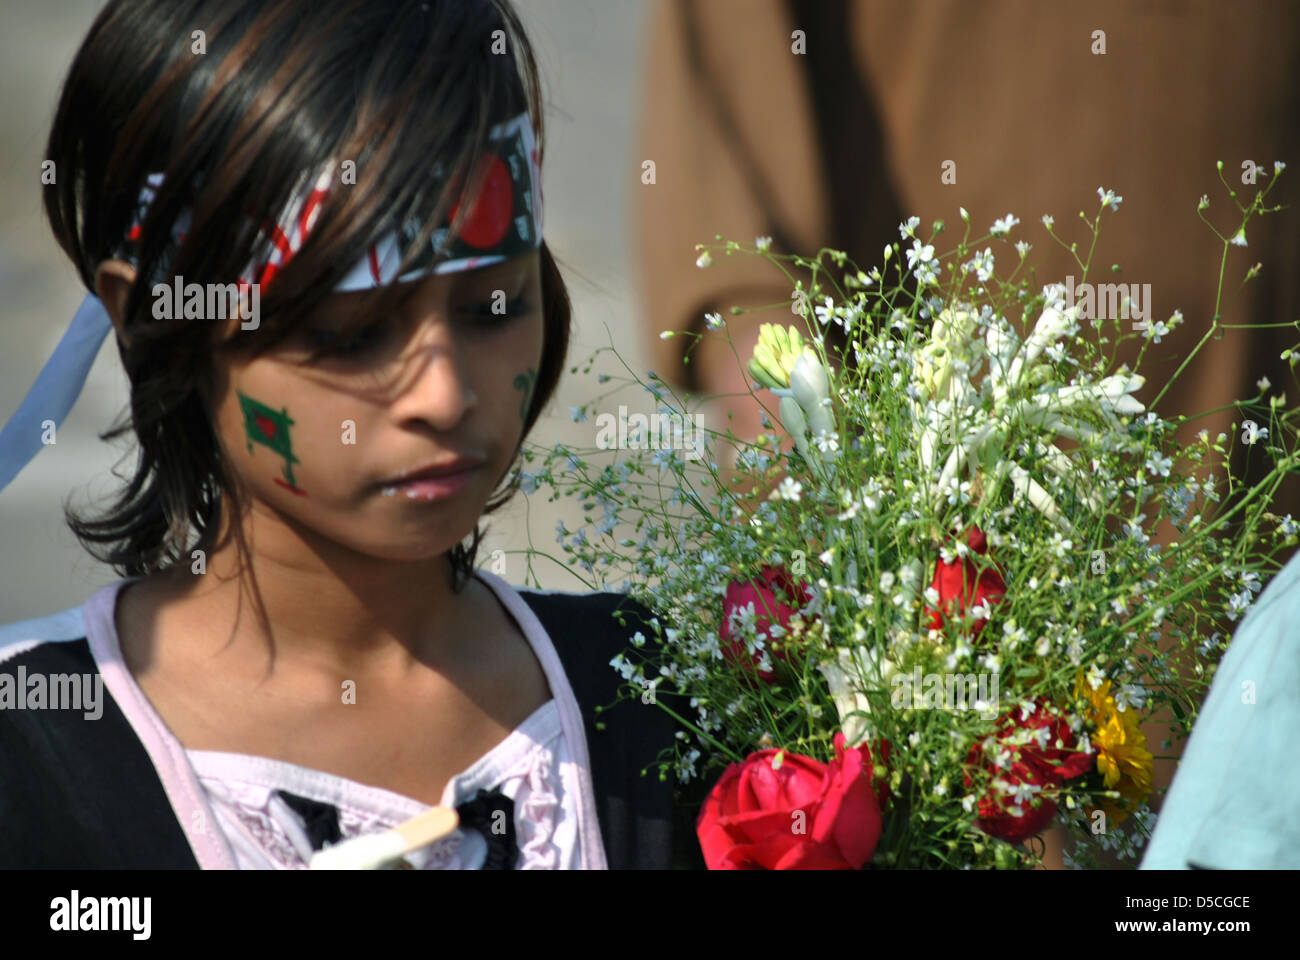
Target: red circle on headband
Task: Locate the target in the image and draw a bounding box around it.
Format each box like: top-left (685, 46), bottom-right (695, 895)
top-left (448, 153), bottom-right (512, 250)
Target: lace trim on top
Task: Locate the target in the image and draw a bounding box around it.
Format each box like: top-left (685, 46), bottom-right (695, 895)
top-left (187, 699), bottom-right (575, 869)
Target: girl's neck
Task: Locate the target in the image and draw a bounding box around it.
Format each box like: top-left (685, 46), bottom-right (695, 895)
top-left (139, 504), bottom-right (477, 680)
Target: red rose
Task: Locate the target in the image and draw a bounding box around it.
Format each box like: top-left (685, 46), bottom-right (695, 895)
top-left (720, 564), bottom-right (814, 681)
top-left (926, 526), bottom-right (1005, 637)
top-left (696, 732), bottom-right (883, 869)
top-left (963, 698), bottom-right (1095, 842)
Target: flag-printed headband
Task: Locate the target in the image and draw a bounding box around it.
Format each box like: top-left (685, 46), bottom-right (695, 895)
top-left (122, 109), bottom-right (543, 290)
top-left (0, 111), bottom-right (542, 495)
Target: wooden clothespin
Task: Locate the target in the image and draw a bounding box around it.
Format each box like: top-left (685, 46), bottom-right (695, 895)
top-left (309, 806), bottom-right (459, 870)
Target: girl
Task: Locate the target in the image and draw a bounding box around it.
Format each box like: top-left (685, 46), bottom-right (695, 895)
top-left (0, 0), bottom-right (697, 869)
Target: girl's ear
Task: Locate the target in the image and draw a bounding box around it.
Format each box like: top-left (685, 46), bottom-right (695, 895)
top-left (93, 259), bottom-right (139, 349)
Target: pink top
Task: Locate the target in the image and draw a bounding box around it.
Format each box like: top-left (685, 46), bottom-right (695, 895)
top-left (70, 570), bottom-right (608, 869)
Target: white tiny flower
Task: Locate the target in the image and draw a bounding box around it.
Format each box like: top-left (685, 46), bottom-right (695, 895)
top-left (1230, 228), bottom-right (1248, 247)
top-left (914, 259), bottom-right (939, 285)
top-left (1143, 320), bottom-right (1170, 343)
top-left (1258, 376), bottom-right (1271, 392)
top-left (963, 247), bottom-right (995, 282)
top-left (814, 296), bottom-right (837, 327)
top-left (1015, 240), bottom-right (1031, 259)
top-left (899, 216), bottom-right (921, 238)
top-left (696, 250), bottom-right (713, 268)
top-left (770, 476), bottom-right (803, 501)
top-left (1041, 214), bottom-right (1055, 229)
top-left (704, 311), bottom-right (725, 330)
top-left (1097, 187), bottom-right (1123, 212)
top-left (990, 214), bottom-right (1019, 236)
top-left (906, 238), bottom-right (936, 269)
top-left (755, 235), bottom-right (773, 251)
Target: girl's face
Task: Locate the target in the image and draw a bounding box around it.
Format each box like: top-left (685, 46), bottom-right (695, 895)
top-left (205, 250), bottom-right (544, 562)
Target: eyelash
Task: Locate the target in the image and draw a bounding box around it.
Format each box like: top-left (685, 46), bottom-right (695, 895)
top-left (307, 297), bottom-right (534, 357)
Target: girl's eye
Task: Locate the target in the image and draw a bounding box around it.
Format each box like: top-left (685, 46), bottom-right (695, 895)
top-left (305, 323), bottom-right (389, 358)
top-left (304, 296), bottom-right (533, 358)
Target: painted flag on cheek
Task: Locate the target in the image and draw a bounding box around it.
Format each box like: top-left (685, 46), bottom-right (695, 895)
top-left (237, 390), bottom-right (305, 495)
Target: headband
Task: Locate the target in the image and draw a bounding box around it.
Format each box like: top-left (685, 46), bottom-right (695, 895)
top-left (0, 111), bottom-right (542, 495)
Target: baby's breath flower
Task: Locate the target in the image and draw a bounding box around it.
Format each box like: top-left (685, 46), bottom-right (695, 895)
top-left (990, 213), bottom-right (1020, 236)
top-left (1143, 320), bottom-right (1170, 343)
top-left (963, 247), bottom-right (995, 282)
top-left (770, 476), bottom-right (803, 501)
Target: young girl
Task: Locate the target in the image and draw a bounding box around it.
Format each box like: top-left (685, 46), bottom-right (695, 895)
top-left (0, 0), bottom-right (698, 869)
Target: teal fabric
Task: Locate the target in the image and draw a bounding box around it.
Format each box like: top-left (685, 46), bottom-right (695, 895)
top-left (1140, 549), bottom-right (1300, 869)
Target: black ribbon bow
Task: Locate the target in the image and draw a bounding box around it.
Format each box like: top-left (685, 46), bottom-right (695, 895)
top-left (276, 787), bottom-right (517, 869)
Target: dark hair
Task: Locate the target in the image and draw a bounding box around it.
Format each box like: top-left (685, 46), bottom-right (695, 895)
top-left (43, 0), bottom-right (569, 593)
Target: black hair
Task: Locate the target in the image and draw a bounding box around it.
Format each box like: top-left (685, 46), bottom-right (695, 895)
top-left (43, 0), bottom-right (570, 593)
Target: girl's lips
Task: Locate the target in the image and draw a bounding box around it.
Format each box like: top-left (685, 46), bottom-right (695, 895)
top-left (379, 467), bottom-right (479, 501)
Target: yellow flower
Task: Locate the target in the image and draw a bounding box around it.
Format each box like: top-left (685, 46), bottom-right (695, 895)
top-left (1074, 671), bottom-right (1154, 825)
top-left (748, 323), bottom-right (810, 390)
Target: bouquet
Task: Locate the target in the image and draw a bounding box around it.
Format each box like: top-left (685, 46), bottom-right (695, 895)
top-left (518, 164), bottom-right (1297, 868)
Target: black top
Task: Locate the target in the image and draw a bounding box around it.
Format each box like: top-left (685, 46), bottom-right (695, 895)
top-left (0, 588), bottom-right (707, 869)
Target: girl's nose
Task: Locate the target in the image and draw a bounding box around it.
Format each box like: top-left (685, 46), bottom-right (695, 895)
top-left (393, 330), bottom-right (478, 431)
